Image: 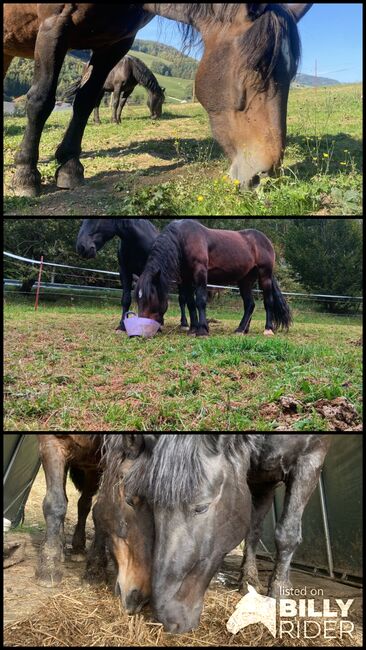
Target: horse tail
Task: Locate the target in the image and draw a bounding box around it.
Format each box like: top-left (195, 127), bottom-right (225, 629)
top-left (272, 276), bottom-right (292, 331)
top-left (63, 76), bottom-right (82, 102)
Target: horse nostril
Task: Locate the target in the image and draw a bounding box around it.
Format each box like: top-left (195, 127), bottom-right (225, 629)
top-left (249, 174), bottom-right (260, 189)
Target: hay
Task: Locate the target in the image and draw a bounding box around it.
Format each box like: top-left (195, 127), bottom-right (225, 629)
top-left (4, 583), bottom-right (362, 647)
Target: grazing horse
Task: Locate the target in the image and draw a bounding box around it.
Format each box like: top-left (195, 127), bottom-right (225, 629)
top-left (76, 218), bottom-right (188, 331)
top-left (85, 434), bottom-right (155, 614)
top-left (3, 3), bottom-right (312, 196)
top-left (124, 434), bottom-right (332, 634)
top-left (66, 55), bottom-right (165, 123)
top-left (136, 219), bottom-right (292, 337)
top-left (36, 434), bottom-right (155, 614)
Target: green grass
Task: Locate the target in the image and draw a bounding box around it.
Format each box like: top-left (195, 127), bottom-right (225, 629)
top-left (3, 83), bottom-right (362, 216)
top-left (4, 301), bottom-right (362, 431)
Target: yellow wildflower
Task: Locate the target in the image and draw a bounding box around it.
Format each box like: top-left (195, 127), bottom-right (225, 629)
top-left (197, 195), bottom-right (204, 202)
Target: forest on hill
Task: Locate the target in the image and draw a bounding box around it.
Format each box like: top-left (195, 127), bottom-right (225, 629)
top-left (4, 39), bottom-right (198, 102)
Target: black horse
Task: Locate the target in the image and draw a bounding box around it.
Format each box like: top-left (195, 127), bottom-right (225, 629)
top-left (65, 54), bottom-right (165, 123)
top-left (136, 219), bottom-right (292, 337)
top-left (76, 219), bottom-right (188, 331)
top-left (124, 434), bottom-right (332, 634)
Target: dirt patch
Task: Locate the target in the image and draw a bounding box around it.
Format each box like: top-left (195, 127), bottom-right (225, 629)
top-left (260, 396), bottom-right (362, 431)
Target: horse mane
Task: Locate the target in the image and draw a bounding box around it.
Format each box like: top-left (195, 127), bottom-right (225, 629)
top-left (124, 434), bottom-right (263, 508)
top-left (136, 221), bottom-right (182, 303)
top-left (127, 55), bottom-right (165, 97)
top-left (171, 3), bottom-right (300, 86)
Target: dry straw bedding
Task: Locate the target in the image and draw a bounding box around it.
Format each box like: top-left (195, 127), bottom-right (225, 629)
top-left (4, 581), bottom-right (362, 648)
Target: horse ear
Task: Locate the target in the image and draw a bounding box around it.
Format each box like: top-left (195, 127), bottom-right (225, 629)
top-left (143, 434), bottom-right (159, 453)
top-left (153, 269), bottom-right (161, 284)
top-left (123, 434), bottom-right (144, 459)
top-left (288, 3), bottom-right (313, 22)
top-left (205, 434), bottom-right (232, 454)
top-left (245, 3), bottom-right (268, 20)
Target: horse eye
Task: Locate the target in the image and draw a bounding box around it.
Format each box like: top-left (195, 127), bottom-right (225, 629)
top-left (125, 495), bottom-right (135, 508)
top-left (194, 504), bottom-right (210, 515)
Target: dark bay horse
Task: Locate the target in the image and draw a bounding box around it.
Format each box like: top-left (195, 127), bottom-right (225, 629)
top-left (136, 219), bottom-right (292, 337)
top-left (66, 55), bottom-right (165, 123)
top-left (124, 434), bottom-right (332, 633)
top-left (76, 218), bottom-right (188, 331)
top-left (4, 3), bottom-right (312, 196)
top-left (36, 434), bottom-right (154, 614)
top-left (86, 434), bottom-right (155, 613)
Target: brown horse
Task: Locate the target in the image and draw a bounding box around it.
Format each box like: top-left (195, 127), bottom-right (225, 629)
top-left (136, 220), bottom-right (292, 337)
top-left (65, 55), bottom-right (165, 123)
top-left (4, 3), bottom-right (312, 196)
top-left (85, 435), bottom-right (154, 614)
top-left (36, 434), bottom-right (153, 614)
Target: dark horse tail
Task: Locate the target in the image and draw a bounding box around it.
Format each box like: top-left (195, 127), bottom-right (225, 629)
top-left (272, 276), bottom-right (292, 331)
top-left (63, 77), bottom-right (82, 102)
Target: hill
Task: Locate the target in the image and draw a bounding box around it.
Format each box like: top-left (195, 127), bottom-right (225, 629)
top-left (294, 73), bottom-right (341, 87)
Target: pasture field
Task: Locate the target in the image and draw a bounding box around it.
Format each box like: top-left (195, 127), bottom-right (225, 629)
top-left (3, 83), bottom-right (362, 216)
top-left (4, 300), bottom-right (362, 431)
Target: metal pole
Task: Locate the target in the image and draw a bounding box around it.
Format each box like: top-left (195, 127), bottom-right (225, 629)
top-left (34, 255), bottom-right (44, 311)
top-left (319, 472), bottom-right (335, 578)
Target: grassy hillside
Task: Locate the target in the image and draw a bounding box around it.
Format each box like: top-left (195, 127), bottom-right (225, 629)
top-left (4, 83), bottom-right (362, 216)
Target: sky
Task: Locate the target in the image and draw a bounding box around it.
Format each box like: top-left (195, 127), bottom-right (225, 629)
top-left (138, 3), bottom-right (363, 83)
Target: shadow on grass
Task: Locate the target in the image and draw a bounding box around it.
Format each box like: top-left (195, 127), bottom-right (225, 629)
top-left (82, 136), bottom-right (223, 162)
top-left (286, 132), bottom-right (362, 176)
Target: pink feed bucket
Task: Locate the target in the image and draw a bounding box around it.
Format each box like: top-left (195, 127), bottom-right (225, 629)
top-left (124, 312), bottom-right (161, 338)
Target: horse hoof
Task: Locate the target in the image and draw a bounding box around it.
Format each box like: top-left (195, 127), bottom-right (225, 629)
top-left (115, 328), bottom-right (126, 334)
top-left (187, 329), bottom-right (197, 336)
top-left (55, 158), bottom-right (85, 189)
top-left (13, 167), bottom-right (41, 197)
top-left (196, 329), bottom-right (209, 337)
top-left (180, 325), bottom-right (190, 331)
top-left (264, 329), bottom-right (275, 337)
top-left (36, 569), bottom-right (63, 588)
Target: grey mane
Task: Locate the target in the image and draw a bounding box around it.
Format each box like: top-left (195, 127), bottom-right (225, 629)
top-left (124, 434), bottom-right (263, 508)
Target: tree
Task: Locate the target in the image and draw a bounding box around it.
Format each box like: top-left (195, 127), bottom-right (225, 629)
top-left (285, 219), bottom-right (363, 311)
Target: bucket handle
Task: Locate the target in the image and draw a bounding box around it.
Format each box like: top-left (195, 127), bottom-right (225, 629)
top-left (125, 311), bottom-right (137, 320)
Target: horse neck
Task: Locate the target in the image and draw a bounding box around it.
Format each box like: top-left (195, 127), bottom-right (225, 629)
top-left (115, 219), bottom-right (159, 243)
top-left (143, 4), bottom-right (197, 25)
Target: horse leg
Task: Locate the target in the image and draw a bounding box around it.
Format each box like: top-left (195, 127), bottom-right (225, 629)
top-left (55, 40), bottom-right (133, 189)
top-left (111, 87), bottom-right (120, 123)
top-left (36, 436), bottom-right (68, 586)
top-left (93, 91), bottom-right (105, 124)
top-left (84, 500), bottom-right (108, 584)
top-left (268, 450), bottom-right (328, 598)
top-left (239, 483), bottom-right (277, 594)
top-left (118, 270), bottom-right (133, 332)
top-left (178, 285), bottom-right (189, 329)
top-left (71, 470), bottom-right (99, 561)
top-left (258, 268), bottom-right (275, 336)
top-left (116, 91), bottom-right (130, 123)
top-left (13, 11), bottom-right (70, 196)
top-left (4, 54), bottom-right (13, 78)
top-left (194, 267), bottom-right (210, 336)
top-left (235, 274), bottom-right (257, 334)
top-left (185, 285), bottom-right (199, 335)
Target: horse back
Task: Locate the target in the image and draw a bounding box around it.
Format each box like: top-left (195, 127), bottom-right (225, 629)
top-left (176, 221), bottom-right (275, 281)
